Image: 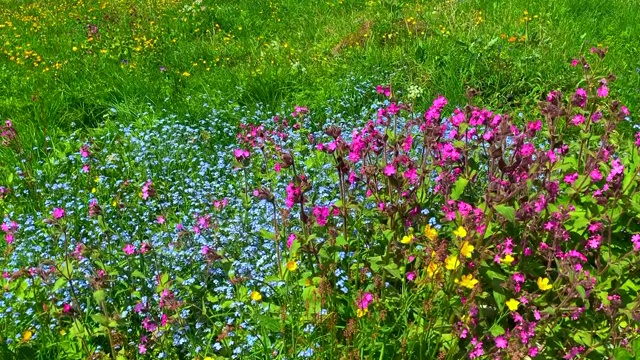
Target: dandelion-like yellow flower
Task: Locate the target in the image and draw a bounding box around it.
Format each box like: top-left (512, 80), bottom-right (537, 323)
top-left (182, 71), bottom-right (191, 77)
top-left (445, 255), bottom-right (460, 270)
top-left (502, 254), bottom-right (515, 265)
top-left (72, 46), bottom-right (77, 52)
top-left (537, 277), bottom-right (552, 291)
top-left (22, 330), bottom-right (33, 342)
top-left (427, 261), bottom-right (440, 278)
top-left (506, 298), bottom-right (520, 311)
top-left (250, 291), bottom-right (262, 301)
top-left (356, 308), bottom-right (368, 317)
top-left (286, 260), bottom-right (297, 272)
top-left (455, 274), bottom-right (478, 289)
top-left (460, 241), bottom-right (474, 258)
top-left (453, 226), bottom-right (467, 238)
top-left (424, 224), bottom-right (438, 241)
top-left (400, 234), bottom-right (414, 244)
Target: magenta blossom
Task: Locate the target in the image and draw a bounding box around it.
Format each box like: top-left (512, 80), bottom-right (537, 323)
top-left (123, 244), bottom-right (135, 255)
top-left (52, 207), bottom-right (65, 220)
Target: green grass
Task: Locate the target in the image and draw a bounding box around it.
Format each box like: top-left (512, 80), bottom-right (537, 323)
top-left (0, 0), bottom-right (638, 158)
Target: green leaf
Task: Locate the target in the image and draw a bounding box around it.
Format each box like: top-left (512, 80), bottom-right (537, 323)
top-left (451, 177), bottom-right (469, 200)
top-left (612, 348), bottom-right (633, 360)
top-left (573, 330), bottom-right (593, 346)
top-left (91, 314), bottom-right (110, 326)
top-left (494, 205), bottom-right (515, 223)
top-left (384, 263), bottom-right (401, 279)
top-left (576, 285), bottom-right (586, 299)
top-left (493, 291), bottom-right (506, 312)
top-left (53, 277), bottom-right (67, 292)
top-left (59, 260), bottom-right (73, 278)
top-left (488, 324), bottom-right (505, 337)
top-left (93, 290), bottom-right (106, 303)
top-left (131, 270), bottom-right (146, 279)
top-left (259, 229), bottom-right (276, 241)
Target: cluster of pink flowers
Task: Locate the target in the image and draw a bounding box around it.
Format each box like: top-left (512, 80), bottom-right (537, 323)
top-left (0, 120), bottom-right (17, 146)
top-left (141, 180), bottom-right (156, 200)
top-left (1, 219), bottom-right (18, 244)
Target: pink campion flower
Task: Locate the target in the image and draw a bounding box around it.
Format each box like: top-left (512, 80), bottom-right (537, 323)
top-left (123, 244), bottom-right (135, 255)
top-left (63, 303), bottom-right (72, 313)
top-left (156, 215), bottom-right (165, 224)
top-left (233, 148), bottom-right (250, 161)
top-left (402, 134), bottom-right (413, 152)
top-left (597, 84), bottom-right (609, 98)
top-left (495, 336), bottom-right (508, 349)
top-left (383, 164), bottom-right (396, 177)
top-left (587, 235), bottom-right (601, 249)
top-left (406, 271), bottom-right (416, 281)
top-left (79, 145), bottom-right (91, 158)
top-left (527, 120), bottom-right (542, 132)
top-left (589, 168), bottom-right (603, 181)
top-left (520, 143), bottom-right (536, 157)
top-left (546, 90), bottom-right (560, 102)
top-left (201, 245), bottom-right (209, 255)
top-left (142, 317), bottom-right (157, 332)
top-left (140, 242), bottom-right (151, 254)
top-left (563, 172), bottom-right (579, 185)
top-left (573, 88), bottom-right (587, 107)
top-left (291, 106), bottom-right (309, 117)
top-left (529, 346), bottom-right (539, 357)
top-left (451, 108), bottom-right (466, 126)
top-left (606, 158), bottom-right (624, 182)
top-left (571, 58), bottom-right (578, 67)
top-left (141, 180), bottom-right (156, 200)
top-left (387, 103), bottom-right (399, 115)
top-left (5, 232), bottom-right (14, 244)
top-left (357, 292), bottom-right (374, 310)
top-left (631, 234), bottom-right (640, 251)
top-left (52, 207), bottom-right (65, 219)
top-left (376, 85), bottom-right (391, 97)
top-left (287, 233), bottom-right (296, 249)
top-left (469, 337), bottom-right (484, 359)
top-left (81, 164), bottom-right (90, 173)
top-left (138, 344), bottom-right (147, 354)
top-left (571, 114), bottom-right (585, 126)
top-left (591, 111), bottom-right (603, 122)
top-left (404, 168), bottom-right (418, 184)
top-left (161, 313), bottom-right (168, 326)
top-left (312, 206), bottom-right (330, 226)
top-left (274, 163), bottom-right (282, 172)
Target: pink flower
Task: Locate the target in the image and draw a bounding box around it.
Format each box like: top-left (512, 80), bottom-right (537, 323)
top-left (589, 168), bottom-right (603, 181)
top-left (287, 233), bottom-right (296, 249)
top-left (161, 313), bottom-right (168, 326)
top-left (383, 164), bottom-right (396, 176)
top-left (274, 163), bottom-right (282, 172)
top-left (406, 271), bottom-right (415, 281)
top-left (495, 336), bottom-right (507, 349)
top-left (357, 292), bottom-right (374, 310)
top-left (571, 114), bottom-right (585, 126)
top-left (597, 84), bottom-right (609, 98)
top-left (563, 172), bottom-right (579, 185)
top-left (376, 85), bottom-right (391, 97)
top-left (631, 234), bottom-right (640, 251)
top-left (312, 206), bottom-right (330, 226)
top-left (571, 58), bottom-right (578, 67)
top-left (123, 244), bottom-right (135, 255)
top-left (591, 111), bottom-right (602, 122)
top-left (52, 207), bottom-right (65, 219)
top-left (233, 148), bottom-right (250, 161)
top-left (63, 303), bottom-right (72, 313)
top-left (79, 145), bottom-right (91, 158)
top-left (138, 344), bottom-right (147, 354)
top-left (156, 215), bottom-right (165, 224)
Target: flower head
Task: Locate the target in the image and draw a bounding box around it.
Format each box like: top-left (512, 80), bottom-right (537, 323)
top-left (455, 274), bottom-right (478, 289)
top-left (537, 277), bottom-right (552, 291)
top-left (506, 298), bottom-right (520, 311)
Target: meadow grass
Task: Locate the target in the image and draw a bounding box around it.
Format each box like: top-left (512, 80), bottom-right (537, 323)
top-left (0, 0), bottom-right (638, 158)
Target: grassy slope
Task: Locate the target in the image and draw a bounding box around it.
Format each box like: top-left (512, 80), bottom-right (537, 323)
top-left (0, 0), bottom-right (638, 160)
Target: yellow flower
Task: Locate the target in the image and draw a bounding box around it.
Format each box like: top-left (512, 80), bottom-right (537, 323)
top-left (502, 254), bottom-right (515, 265)
top-left (537, 277), bottom-right (552, 291)
top-left (455, 274), bottom-right (478, 289)
top-left (445, 255), bottom-right (460, 270)
top-left (427, 261), bottom-right (440, 278)
top-left (182, 71), bottom-right (191, 77)
top-left (21, 329), bottom-right (33, 342)
top-left (400, 234), bottom-right (414, 244)
top-left (91, 187), bottom-right (97, 194)
top-left (453, 226), bottom-right (467, 238)
top-left (356, 308), bottom-right (368, 317)
top-left (460, 241), bottom-right (474, 258)
top-left (250, 291), bottom-right (262, 302)
top-left (424, 224), bottom-right (438, 241)
top-left (506, 298), bottom-right (520, 311)
top-left (286, 260), bottom-right (297, 272)
top-left (72, 46), bottom-right (78, 52)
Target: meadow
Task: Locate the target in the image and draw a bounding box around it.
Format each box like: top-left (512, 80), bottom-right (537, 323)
top-left (1, 0), bottom-right (640, 359)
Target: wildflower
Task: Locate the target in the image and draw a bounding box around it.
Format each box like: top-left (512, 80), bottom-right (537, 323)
top-left (251, 291), bottom-right (262, 301)
top-left (286, 260), bottom-right (298, 272)
top-left (460, 241), bottom-right (474, 258)
top-left (182, 71), bottom-right (191, 77)
top-left (123, 244), bottom-right (135, 255)
top-left (505, 298), bottom-right (520, 311)
top-left (632, 234), bottom-right (640, 251)
top-left (287, 233), bottom-right (296, 249)
top-left (501, 254), bottom-right (515, 265)
top-left (52, 207), bottom-right (65, 219)
top-left (424, 224), bottom-right (438, 240)
top-left (383, 164), bottom-right (396, 176)
top-left (400, 234), bottom-right (414, 244)
top-left (571, 114), bottom-right (585, 126)
top-left (357, 292), bottom-right (373, 314)
top-left (537, 277), bottom-right (552, 291)
top-left (453, 226), bottom-right (467, 238)
top-left (406, 271), bottom-right (416, 281)
top-left (445, 255), bottom-right (461, 270)
top-left (495, 336), bottom-right (508, 349)
top-left (571, 58), bottom-right (578, 67)
top-left (455, 274), bottom-right (478, 289)
top-left (597, 84), bottom-right (609, 98)
top-left (22, 330), bottom-right (33, 342)
top-left (427, 262), bottom-right (440, 278)
top-left (312, 206), bottom-right (330, 226)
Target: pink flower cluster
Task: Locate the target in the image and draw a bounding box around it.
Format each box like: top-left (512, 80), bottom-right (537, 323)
top-left (1, 219), bottom-right (18, 244)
